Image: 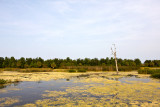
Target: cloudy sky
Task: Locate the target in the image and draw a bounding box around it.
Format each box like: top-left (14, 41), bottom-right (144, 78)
top-left (0, 0), bottom-right (160, 61)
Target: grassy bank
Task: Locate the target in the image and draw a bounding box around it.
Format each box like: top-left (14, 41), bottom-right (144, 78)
top-left (68, 69), bottom-right (87, 73)
top-left (0, 68), bottom-right (54, 72)
top-left (61, 66), bottom-right (139, 71)
top-left (17, 68), bottom-right (53, 72)
top-left (0, 66), bottom-right (139, 73)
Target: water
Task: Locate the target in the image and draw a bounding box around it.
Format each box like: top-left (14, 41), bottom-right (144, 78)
top-left (0, 75), bottom-right (160, 107)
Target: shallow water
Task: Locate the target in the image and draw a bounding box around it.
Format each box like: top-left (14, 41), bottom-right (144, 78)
top-left (0, 74), bottom-right (160, 107)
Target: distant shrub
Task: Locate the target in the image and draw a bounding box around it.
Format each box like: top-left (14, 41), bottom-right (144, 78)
top-left (78, 69), bottom-right (86, 72)
top-left (138, 68), bottom-right (160, 74)
top-left (68, 69), bottom-right (76, 73)
top-left (0, 79), bottom-right (7, 84)
top-left (151, 73), bottom-right (160, 79)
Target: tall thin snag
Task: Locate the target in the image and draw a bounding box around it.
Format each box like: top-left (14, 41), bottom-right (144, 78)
top-left (111, 44), bottom-right (119, 75)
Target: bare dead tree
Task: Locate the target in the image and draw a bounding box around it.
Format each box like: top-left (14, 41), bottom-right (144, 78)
top-left (111, 44), bottom-right (119, 75)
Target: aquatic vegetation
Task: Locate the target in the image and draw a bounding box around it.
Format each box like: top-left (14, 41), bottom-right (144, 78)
top-left (0, 97), bottom-right (20, 107)
top-left (21, 75), bottom-right (160, 107)
top-left (0, 71), bottom-right (150, 82)
top-left (0, 79), bottom-right (7, 84)
top-left (0, 71), bottom-right (85, 82)
top-left (0, 86), bottom-right (21, 94)
top-left (1, 71), bottom-right (160, 106)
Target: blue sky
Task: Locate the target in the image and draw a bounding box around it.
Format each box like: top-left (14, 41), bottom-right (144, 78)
top-left (0, 0), bottom-right (160, 61)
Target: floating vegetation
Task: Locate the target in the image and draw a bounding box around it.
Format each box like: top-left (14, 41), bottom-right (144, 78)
top-left (0, 71), bottom-right (160, 106)
top-left (0, 86), bottom-right (21, 94)
top-left (21, 75), bottom-right (160, 107)
top-left (0, 97), bottom-right (20, 107)
top-left (0, 71), bottom-right (140, 82)
top-left (0, 71), bottom-right (84, 82)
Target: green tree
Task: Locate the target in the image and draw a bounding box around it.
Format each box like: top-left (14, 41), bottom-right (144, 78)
top-left (36, 61), bottom-right (42, 68)
top-left (26, 58), bottom-right (32, 67)
top-left (0, 57), bottom-right (4, 68)
top-left (17, 57), bottom-right (25, 68)
top-left (16, 60), bottom-right (21, 68)
top-left (134, 58), bottom-right (141, 66)
top-left (51, 62), bottom-right (56, 68)
top-left (3, 57), bottom-right (9, 67)
top-left (10, 57), bottom-right (16, 68)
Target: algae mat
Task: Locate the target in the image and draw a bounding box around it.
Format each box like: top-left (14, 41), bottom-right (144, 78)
top-left (0, 72), bottom-right (160, 107)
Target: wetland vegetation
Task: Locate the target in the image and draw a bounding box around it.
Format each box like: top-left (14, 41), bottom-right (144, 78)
top-left (0, 57), bottom-right (160, 106)
top-left (0, 71), bottom-right (160, 106)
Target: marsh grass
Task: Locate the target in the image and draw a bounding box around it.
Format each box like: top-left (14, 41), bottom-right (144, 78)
top-left (62, 66), bottom-right (139, 71)
top-left (0, 79), bottom-right (7, 84)
top-left (3, 68), bottom-right (20, 71)
top-left (138, 68), bottom-right (160, 74)
top-left (17, 68), bottom-right (53, 72)
top-left (138, 68), bottom-right (160, 79)
top-left (77, 69), bottom-right (86, 72)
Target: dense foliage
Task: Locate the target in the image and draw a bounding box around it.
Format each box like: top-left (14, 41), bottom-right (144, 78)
top-left (1, 56), bottom-right (158, 71)
top-left (0, 57), bottom-right (142, 68)
top-left (151, 73), bottom-right (160, 79)
top-left (144, 60), bottom-right (160, 67)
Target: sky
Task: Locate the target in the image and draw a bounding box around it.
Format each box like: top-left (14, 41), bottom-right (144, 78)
top-left (0, 0), bottom-right (160, 62)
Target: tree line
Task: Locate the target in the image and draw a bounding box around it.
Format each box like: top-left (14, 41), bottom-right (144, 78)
top-left (0, 57), bottom-right (144, 68)
top-left (0, 57), bottom-right (159, 69)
